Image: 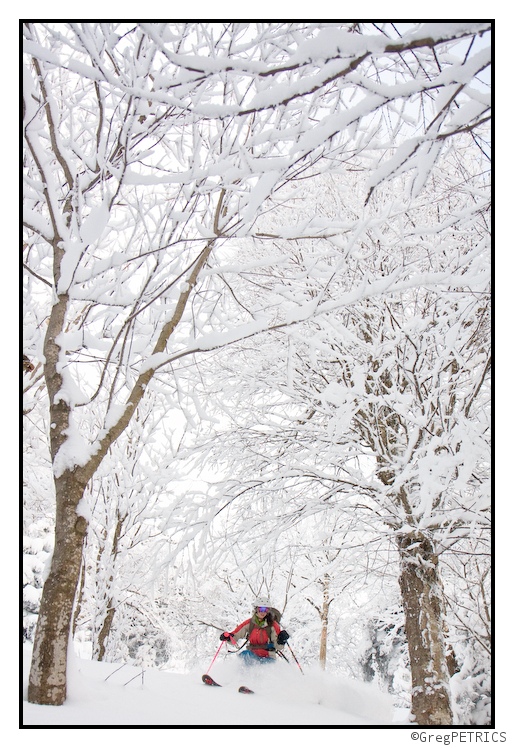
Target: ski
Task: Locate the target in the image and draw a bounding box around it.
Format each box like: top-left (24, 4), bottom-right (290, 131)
top-left (202, 674), bottom-right (254, 694)
top-left (202, 674), bottom-right (222, 687)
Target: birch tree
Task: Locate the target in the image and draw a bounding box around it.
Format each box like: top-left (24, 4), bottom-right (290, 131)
top-left (23, 22), bottom-right (490, 706)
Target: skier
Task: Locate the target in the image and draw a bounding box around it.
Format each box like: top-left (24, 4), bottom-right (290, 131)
top-left (219, 598), bottom-right (290, 665)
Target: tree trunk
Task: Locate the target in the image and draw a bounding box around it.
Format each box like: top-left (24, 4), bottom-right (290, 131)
top-left (95, 602), bottom-right (116, 661)
top-left (92, 511), bottom-right (125, 660)
top-left (319, 573), bottom-right (330, 670)
top-left (72, 556), bottom-right (86, 637)
top-left (27, 234), bottom-right (217, 704)
top-left (397, 532), bottom-right (453, 725)
top-left (28, 263), bottom-right (88, 706)
top-left (27, 471), bottom-right (88, 705)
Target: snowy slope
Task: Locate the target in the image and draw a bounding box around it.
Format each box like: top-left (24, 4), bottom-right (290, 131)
top-left (22, 645), bottom-right (409, 727)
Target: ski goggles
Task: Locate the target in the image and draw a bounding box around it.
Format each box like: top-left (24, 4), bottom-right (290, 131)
top-left (257, 606), bottom-right (268, 612)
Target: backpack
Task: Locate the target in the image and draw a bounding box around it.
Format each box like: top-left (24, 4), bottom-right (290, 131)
top-left (268, 607), bottom-right (282, 623)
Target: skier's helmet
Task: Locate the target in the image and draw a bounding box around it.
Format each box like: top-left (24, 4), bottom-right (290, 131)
top-left (253, 597), bottom-right (282, 623)
top-left (254, 597), bottom-right (272, 610)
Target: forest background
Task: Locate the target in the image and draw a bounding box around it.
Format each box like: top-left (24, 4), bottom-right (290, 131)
top-left (20, 20), bottom-right (497, 730)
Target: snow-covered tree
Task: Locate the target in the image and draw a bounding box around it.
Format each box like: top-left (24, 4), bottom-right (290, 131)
top-left (443, 535), bottom-right (491, 724)
top-left (186, 139), bottom-right (490, 724)
top-left (23, 520), bottom-right (53, 643)
top-left (23, 22), bottom-right (490, 714)
top-left (361, 604), bottom-right (410, 708)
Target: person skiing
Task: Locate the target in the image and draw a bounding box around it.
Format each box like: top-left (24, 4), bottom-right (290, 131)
top-left (219, 598), bottom-right (289, 665)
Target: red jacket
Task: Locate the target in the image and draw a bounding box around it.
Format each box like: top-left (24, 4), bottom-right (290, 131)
top-left (230, 617), bottom-right (282, 658)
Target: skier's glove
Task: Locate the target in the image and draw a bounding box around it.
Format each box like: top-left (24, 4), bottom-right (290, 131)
top-left (220, 632), bottom-right (232, 641)
top-left (277, 630), bottom-right (289, 645)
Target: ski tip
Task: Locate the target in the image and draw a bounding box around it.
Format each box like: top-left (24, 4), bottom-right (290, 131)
top-left (202, 674), bottom-right (221, 686)
top-left (238, 686), bottom-right (254, 694)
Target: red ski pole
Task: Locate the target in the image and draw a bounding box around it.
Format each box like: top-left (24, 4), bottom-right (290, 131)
top-left (287, 642), bottom-right (304, 675)
top-left (205, 640), bottom-right (225, 675)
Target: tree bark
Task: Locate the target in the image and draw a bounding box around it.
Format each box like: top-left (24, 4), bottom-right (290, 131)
top-left (27, 472), bottom-right (88, 705)
top-left (397, 532), bottom-right (453, 725)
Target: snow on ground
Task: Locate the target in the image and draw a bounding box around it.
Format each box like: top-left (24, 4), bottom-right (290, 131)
top-left (22, 644), bottom-right (410, 728)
